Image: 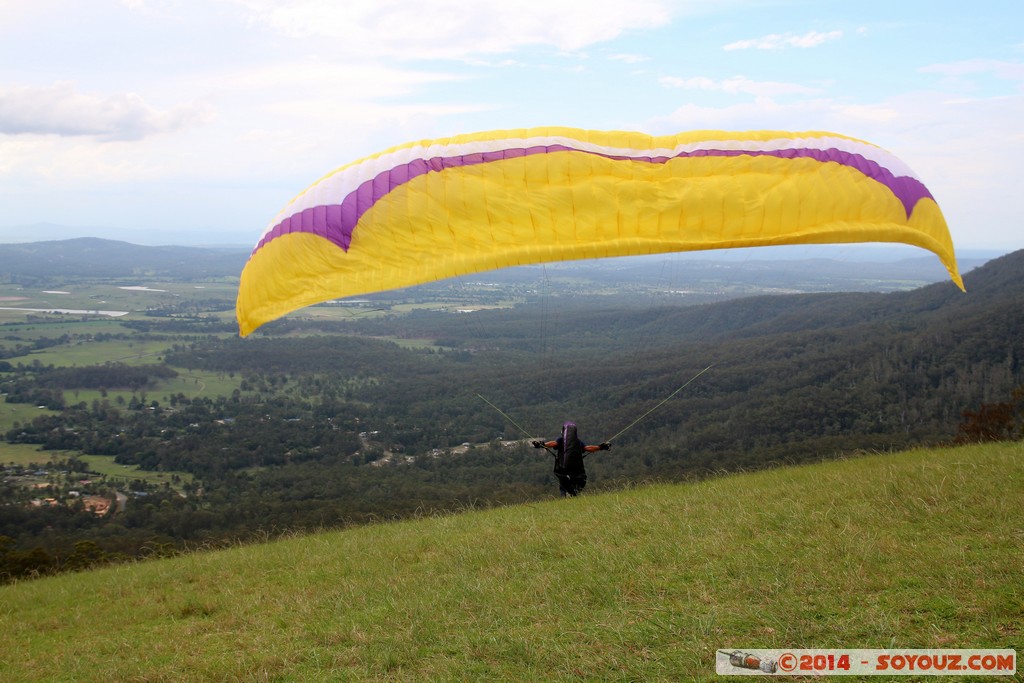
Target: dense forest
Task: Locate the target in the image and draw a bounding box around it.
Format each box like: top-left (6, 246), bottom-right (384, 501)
top-left (2, 249), bottom-right (1022, 581)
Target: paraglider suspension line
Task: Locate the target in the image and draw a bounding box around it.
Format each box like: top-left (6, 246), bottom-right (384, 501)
top-left (605, 364), bottom-right (714, 444)
top-left (477, 393), bottom-right (533, 439)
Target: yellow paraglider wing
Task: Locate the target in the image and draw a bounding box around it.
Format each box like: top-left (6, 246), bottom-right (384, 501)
top-left (236, 127), bottom-right (962, 336)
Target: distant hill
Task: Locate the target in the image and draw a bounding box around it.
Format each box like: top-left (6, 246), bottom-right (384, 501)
top-left (618, 247), bottom-right (1020, 343)
top-left (0, 234), bottom-right (998, 290)
top-left (0, 222), bottom-right (253, 248)
top-left (351, 248), bottom-right (1023, 348)
top-left (0, 237), bottom-right (249, 281)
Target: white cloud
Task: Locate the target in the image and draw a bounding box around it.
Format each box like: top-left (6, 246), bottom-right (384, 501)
top-left (464, 58), bottom-right (526, 68)
top-left (0, 82), bottom-right (213, 141)
top-left (0, 134), bottom-right (175, 183)
top-left (608, 53), bottom-right (650, 64)
top-left (921, 58), bottom-right (1024, 79)
top-left (219, 60), bottom-right (462, 98)
top-left (919, 58), bottom-right (1024, 90)
top-left (830, 103), bottom-right (901, 124)
top-left (0, 0), bottom-right (53, 27)
top-left (724, 30), bottom-right (842, 51)
top-left (659, 75), bottom-right (820, 97)
top-left (228, 0), bottom-right (672, 59)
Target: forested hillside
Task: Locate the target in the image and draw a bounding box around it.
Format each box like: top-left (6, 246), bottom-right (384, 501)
top-left (2, 249), bottom-right (1021, 580)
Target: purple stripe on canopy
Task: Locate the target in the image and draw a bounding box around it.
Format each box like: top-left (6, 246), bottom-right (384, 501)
top-left (253, 144), bottom-right (932, 256)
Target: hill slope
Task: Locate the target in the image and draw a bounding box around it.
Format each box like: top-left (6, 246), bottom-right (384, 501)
top-left (336, 249), bottom-right (1024, 467)
top-left (1, 442), bottom-right (1020, 682)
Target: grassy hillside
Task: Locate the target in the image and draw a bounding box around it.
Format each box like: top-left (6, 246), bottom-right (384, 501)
top-left (2, 442), bottom-right (1021, 682)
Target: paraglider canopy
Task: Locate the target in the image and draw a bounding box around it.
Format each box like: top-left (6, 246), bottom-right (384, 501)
top-left (236, 127), bottom-right (963, 336)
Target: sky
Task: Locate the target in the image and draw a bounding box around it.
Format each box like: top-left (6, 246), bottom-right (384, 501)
top-left (1, 0), bottom-right (1022, 253)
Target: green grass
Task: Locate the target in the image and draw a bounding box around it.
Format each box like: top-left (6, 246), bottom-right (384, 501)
top-left (77, 454), bottom-right (192, 489)
top-left (13, 338), bottom-right (173, 367)
top-left (58, 369), bottom-right (245, 409)
top-left (0, 402), bottom-right (57, 433)
top-left (0, 318), bottom-right (135, 339)
top-left (0, 280), bottom-right (237, 330)
top-left (0, 444), bottom-right (190, 489)
top-left (0, 443), bottom-right (72, 467)
top-left (160, 369), bottom-right (245, 400)
top-left (1, 442), bottom-right (1021, 682)
top-left (0, 281), bottom-right (237, 311)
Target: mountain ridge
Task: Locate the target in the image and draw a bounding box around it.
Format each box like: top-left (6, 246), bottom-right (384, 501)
top-left (0, 237), bottom-right (249, 280)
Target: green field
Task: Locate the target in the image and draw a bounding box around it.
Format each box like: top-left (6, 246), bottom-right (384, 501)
top-left (0, 443), bottom-right (191, 491)
top-left (77, 454), bottom-right (192, 489)
top-left (16, 338), bottom-right (174, 367)
top-left (1, 441), bottom-right (1020, 682)
top-left (160, 369), bottom-right (247, 399)
top-left (0, 442), bottom-right (70, 467)
top-left (0, 317), bottom-right (133, 338)
top-left (0, 281), bottom-right (237, 310)
top-left (54, 369), bottom-right (246, 410)
top-left (0, 279), bottom-right (237, 329)
top-left (0, 402), bottom-right (57, 434)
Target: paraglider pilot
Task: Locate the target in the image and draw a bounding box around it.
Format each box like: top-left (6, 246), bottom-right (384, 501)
top-left (533, 421), bottom-right (610, 497)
